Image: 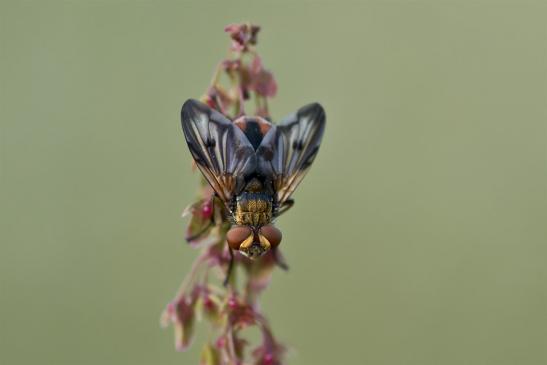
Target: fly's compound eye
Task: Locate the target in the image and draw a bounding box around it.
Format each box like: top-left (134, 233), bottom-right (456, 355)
top-left (226, 226), bottom-right (253, 250)
top-left (259, 225), bottom-right (282, 248)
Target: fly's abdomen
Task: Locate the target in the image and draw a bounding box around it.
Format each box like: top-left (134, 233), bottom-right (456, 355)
top-left (234, 193), bottom-right (273, 226)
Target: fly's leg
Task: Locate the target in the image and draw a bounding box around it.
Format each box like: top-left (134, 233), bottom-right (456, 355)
top-left (275, 198), bottom-right (294, 217)
top-left (271, 199), bottom-right (293, 268)
top-left (273, 247), bottom-right (289, 271)
top-left (223, 248), bottom-right (235, 287)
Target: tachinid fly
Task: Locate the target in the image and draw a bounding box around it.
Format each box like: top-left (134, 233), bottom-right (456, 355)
top-left (180, 99), bottom-right (325, 268)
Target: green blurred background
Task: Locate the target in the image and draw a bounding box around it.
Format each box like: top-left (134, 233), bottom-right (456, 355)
top-left (1, 1), bottom-right (546, 364)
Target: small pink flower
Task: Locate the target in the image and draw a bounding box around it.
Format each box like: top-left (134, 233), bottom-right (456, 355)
top-left (184, 200), bottom-right (213, 246)
top-left (225, 23), bottom-right (260, 51)
top-left (162, 287), bottom-right (201, 351)
top-left (252, 329), bottom-right (285, 365)
top-left (215, 335), bottom-right (226, 349)
top-left (200, 287), bottom-right (221, 323)
top-left (227, 296), bottom-right (238, 310)
top-left (227, 296), bottom-right (257, 329)
top-left (203, 86), bottom-right (232, 116)
top-left (201, 93), bottom-right (220, 110)
top-left (249, 56), bottom-right (277, 98)
top-left (201, 200), bottom-right (213, 219)
top-left (221, 59), bottom-right (241, 72)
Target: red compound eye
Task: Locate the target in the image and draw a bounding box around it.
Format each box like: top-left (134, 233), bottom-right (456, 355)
top-left (259, 225), bottom-right (282, 248)
top-left (226, 226), bottom-right (252, 250)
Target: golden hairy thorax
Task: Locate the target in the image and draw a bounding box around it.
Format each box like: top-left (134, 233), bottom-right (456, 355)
top-left (234, 179), bottom-right (273, 226)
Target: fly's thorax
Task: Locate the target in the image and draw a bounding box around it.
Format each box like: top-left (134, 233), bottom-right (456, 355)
top-left (233, 192), bottom-right (273, 226)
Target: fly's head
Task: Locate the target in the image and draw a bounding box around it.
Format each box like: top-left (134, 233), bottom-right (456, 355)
top-left (226, 224), bottom-right (282, 259)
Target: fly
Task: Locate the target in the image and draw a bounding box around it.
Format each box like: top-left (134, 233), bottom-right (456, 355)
top-left (180, 99), bottom-right (325, 281)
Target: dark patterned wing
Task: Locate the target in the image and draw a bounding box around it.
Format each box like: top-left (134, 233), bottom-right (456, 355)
top-left (180, 99), bottom-right (257, 205)
top-left (257, 103), bottom-right (326, 206)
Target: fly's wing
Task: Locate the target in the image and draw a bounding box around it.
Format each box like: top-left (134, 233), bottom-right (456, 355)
top-left (257, 103), bottom-right (325, 206)
top-left (181, 99), bottom-right (257, 205)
